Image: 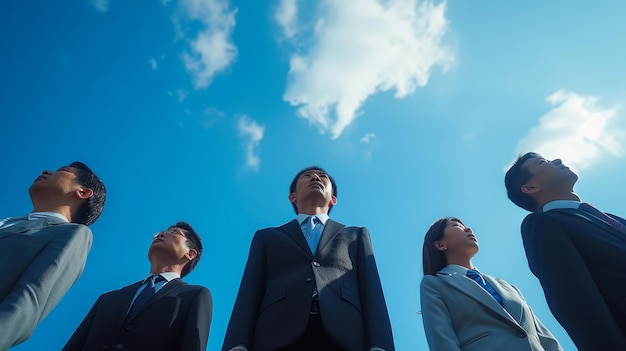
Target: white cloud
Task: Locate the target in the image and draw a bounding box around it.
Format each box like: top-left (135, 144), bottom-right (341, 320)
top-left (277, 0), bottom-right (453, 139)
top-left (149, 58), bottom-right (158, 70)
top-left (514, 89), bottom-right (625, 170)
top-left (179, 0), bottom-right (238, 89)
top-left (177, 89), bottom-right (188, 103)
top-left (238, 116), bottom-right (265, 170)
top-left (91, 0), bottom-right (109, 12)
top-left (275, 0), bottom-right (299, 39)
top-left (360, 133), bottom-right (376, 144)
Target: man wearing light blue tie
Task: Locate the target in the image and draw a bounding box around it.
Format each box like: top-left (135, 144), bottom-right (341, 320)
top-left (223, 166), bottom-right (394, 351)
top-left (0, 162), bottom-right (106, 350)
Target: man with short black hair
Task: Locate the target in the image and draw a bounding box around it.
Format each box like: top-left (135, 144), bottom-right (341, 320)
top-left (0, 162), bottom-right (106, 350)
top-left (63, 222), bottom-right (212, 351)
top-left (505, 152), bottom-right (626, 349)
top-left (223, 166), bottom-right (394, 351)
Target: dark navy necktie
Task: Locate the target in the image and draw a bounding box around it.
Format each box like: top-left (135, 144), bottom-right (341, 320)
top-left (579, 202), bottom-right (626, 232)
top-left (467, 269), bottom-right (504, 306)
top-left (128, 274), bottom-right (165, 319)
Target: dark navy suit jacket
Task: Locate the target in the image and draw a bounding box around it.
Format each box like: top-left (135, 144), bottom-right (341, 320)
top-left (222, 219), bottom-right (394, 351)
top-left (521, 208), bottom-right (626, 350)
top-left (63, 279), bottom-right (212, 351)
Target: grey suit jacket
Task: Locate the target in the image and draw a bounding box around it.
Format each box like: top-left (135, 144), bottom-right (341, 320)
top-left (420, 265), bottom-right (562, 351)
top-left (0, 216), bottom-right (92, 350)
top-left (222, 219), bottom-right (394, 351)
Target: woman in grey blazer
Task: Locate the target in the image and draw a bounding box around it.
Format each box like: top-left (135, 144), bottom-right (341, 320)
top-left (420, 217), bottom-right (562, 351)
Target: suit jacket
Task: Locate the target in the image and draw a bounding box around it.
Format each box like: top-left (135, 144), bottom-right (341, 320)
top-left (521, 208), bottom-right (626, 350)
top-left (222, 219), bottom-right (394, 351)
top-left (420, 265), bottom-right (562, 351)
top-left (63, 278), bottom-right (213, 351)
top-left (0, 216), bottom-right (92, 350)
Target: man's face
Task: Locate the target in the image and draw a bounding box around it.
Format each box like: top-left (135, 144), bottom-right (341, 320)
top-left (149, 227), bottom-right (196, 262)
top-left (521, 156), bottom-right (578, 194)
top-left (29, 166), bottom-right (83, 198)
top-left (290, 169), bottom-right (336, 208)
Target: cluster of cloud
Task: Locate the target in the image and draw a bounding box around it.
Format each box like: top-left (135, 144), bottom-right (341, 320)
top-left (276, 0), bottom-right (453, 139)
top-left (90, 0), bottom-right (109, 12)
top-left (514, 89), bottom-right (625, 171)
top-left (237, 116), bottom-right (265, 170)
top-left (179, 0), bottom-right (238, 89)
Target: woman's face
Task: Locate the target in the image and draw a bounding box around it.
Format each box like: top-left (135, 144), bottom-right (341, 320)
top-left (435, 219), bottom-right (479, 256)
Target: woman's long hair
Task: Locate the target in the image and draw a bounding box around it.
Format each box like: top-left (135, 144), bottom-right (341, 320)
top-left (422, 217), bottom-right (463, 275)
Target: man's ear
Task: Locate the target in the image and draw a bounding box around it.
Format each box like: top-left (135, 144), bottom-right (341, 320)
top-left (185, 248), bottom-right (198, 261)
top-left (288, 192), bottom-right (297, 203)
top-left (521, 183), bottom-right (540, 195)
top-left (328, 196), bottom-right (337, 207)
top-left (75, 187), bottom-right (94, 200)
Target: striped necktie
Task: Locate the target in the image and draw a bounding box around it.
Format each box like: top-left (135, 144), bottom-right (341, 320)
top-left (467, 269), bottom-right (504, 306)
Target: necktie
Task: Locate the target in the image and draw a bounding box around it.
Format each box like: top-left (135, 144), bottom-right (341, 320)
top-left (128, 275), bottom-right (165, 319)
top-left (579, 202), bottom-right (626, 232)
top-left (467, 269), bottom-right (504, 306)
top-left (302, 216), bottom-right (322, 255)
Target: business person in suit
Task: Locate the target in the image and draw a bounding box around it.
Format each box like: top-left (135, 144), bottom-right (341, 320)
top-left (63, 221), bottom-right (212, 351)
top-left (0, 162), bottom-right (106, 350)
top-left (222, 166), bottom-right (394, 351)
top-left (420, 217), bottom-right (562, 351)
top-left (505, 152), bottom-right (626, 350)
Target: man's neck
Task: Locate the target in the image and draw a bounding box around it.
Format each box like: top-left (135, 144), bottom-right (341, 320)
top-left (150, 262), bottom-right (184, 276)
top-left (31, 205), bottom-right (72, 222)
top-left (296, 205), bottom-right (329, 216)
top-left (537, 191), bottom-right (581, 211)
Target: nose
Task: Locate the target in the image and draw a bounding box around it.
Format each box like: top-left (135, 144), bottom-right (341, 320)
top-left (311, 173), bottom-right (322, 181)
top-left (464, 226), bottom-right (473, 234)
top-left (551, 159), bottom-right (562, 165)
top-left (42, 170), bottom-right (52, 175)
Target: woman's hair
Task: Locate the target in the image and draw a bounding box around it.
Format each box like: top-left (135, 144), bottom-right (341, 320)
top-left (422, 217), bottom-right (463, 276)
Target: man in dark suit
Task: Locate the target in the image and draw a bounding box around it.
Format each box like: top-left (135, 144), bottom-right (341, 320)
top-left (63, 221), bottom-right (212, 351)
top-left (505, 152), bottom-right (626, 350)
top-left (223, 166), bottom-right (394, 351)
top-left (0, 162), bottom-right (106, 350)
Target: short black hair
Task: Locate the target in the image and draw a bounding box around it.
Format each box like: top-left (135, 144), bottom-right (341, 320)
top-left (289, 166), bottom-right (338, 214)
top-left (69, 162), bottom-right (106, 226)
top-left (504, 152), bottom-right (541, 212)
top-left (173, 221), bottom-right (202, 277)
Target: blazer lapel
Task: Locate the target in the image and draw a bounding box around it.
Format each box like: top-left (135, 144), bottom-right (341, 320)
top-left (438, 268), bottom-right (522, 329)
top-left (124, 279), bottom-right (185, 323)
top-left (280, 220), bottom-right (313, 257)
top-left (482, 274), bottom-right (523, 324)
top-left (120, 282), bottom-right (143, 326)
top-left (316, 219), bottom-right (345, 255)
top-left (556, 208), bottom-right (626, 243)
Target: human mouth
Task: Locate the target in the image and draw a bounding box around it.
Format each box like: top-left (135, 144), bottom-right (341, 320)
top-left (467, 234), bottom-right (477, 242)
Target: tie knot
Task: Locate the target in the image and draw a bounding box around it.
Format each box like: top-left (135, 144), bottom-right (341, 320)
top-left (148, 274), bottom-right (165, 285)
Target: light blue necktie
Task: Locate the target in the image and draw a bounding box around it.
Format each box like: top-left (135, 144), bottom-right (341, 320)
top-left (467, 269), bottom-right (504, 306)
top-left (302, 216), bottom-right (322, 255)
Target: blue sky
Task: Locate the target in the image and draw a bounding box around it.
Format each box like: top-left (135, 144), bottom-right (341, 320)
top-left (2, 0), bottom-right (626, 350)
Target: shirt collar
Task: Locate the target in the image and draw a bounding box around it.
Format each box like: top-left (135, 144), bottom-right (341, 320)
top-left (29, 212), bottom-right (69, 223)
top-left (145, 271), bottom-right (180, 283)
top-left (296, 213), bottom-right (329, 225)
top-left (442, 264), bottom-right (481, 275)
top-left (543, 199), bottom-right (582, 212)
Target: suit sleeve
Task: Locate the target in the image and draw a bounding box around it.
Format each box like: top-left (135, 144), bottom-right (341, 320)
top-left (222, 231), bottom-right (266, 351)
top-left (0, 225), bottom-right (92, 349)
top-left (180, 287), bottom-right (213, 351)
top-left (357, 227), bottom-right (395, 351)
top-left (508, 284), bottom-right (563, 351)
top-left (62, 295), bottom-right (101, 351)
top-left (420, 275), bottom-right (462, 351)
top-left (522, 214), bottom-right (626, 349)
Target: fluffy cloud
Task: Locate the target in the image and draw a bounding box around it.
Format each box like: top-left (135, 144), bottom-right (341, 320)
top-left (149, 58), bottom-right (158, 70)
top-left (238, 116), bottom-right (265, 170)
top-left (179, 0), bottom-right (238, 89)
top-left (91, 0), bottom-right (109, 12)
top-left (514, 90), bottom-right (625, 170)
top-left (360, 133), bottom-right (376, 144)
top-left (276, 0), bottom-right (452, 139)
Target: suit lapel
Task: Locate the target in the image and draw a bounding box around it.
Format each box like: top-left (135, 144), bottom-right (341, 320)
top-left (438, 268), bottom-right (522, 329)
top-left (119, 282), bottom-right (143, 326)
top-left (555, 208), bottom-right (626, 244)
top-left (482, 274), bottom-right (523, 323)
top-left (124, 279), bottom-right (185, 324)
top-left (280, 220), bottom-right (313, 257)
top-left (316, 219), bottom-right (345, 255)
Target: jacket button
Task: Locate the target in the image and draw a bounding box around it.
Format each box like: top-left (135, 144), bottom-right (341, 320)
top-left (305, 277), bottom-right (313, 282)
top-left (312, 261), bottom-right (320, 267)
top-left (115, 344), bottom-right (124, 350)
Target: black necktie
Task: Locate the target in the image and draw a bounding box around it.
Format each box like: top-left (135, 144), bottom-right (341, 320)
top-left (467, 269), bottom-right (504, 306)
top-left (128, 275), bottom-right (165, 319)
top-left (579, 202), bottom-right (626, 232)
